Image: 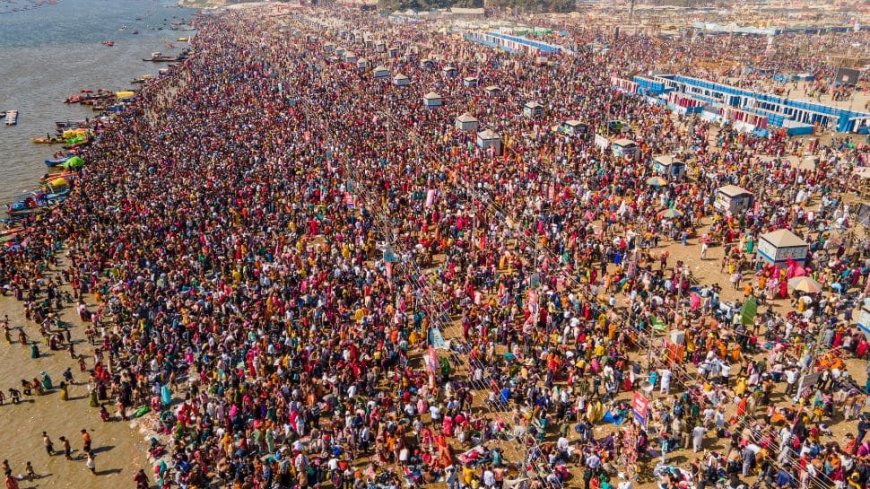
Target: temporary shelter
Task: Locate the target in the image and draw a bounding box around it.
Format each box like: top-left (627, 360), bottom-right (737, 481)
top-left (652, 154), bottom-right (687, 179)
top-left (455, 113), bottom-right (479, 132)
top-left (611, 138), bottom-right (639, 159)
top-left (423, 92), bottom-right (443, 108)
top-left (524, 101), bottom-right (544, 118)
top-left (563, 120), bottom-right (588, 136)
top-left (442, 65), bottom-right (458, 78)
top-left (714, 185), bottom-right (754, 214)
top-left (393, 74), bottom-right (411, 87)
top-left (373, 66), bottom-right (389, 79)
top-left (757, 229), bottom-right (808, 267)
top-left (477, 129), bottom-right (502, 155)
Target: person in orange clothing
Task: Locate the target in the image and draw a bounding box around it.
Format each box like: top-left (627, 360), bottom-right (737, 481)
top-left (81, 429), bottom-right (92, 454)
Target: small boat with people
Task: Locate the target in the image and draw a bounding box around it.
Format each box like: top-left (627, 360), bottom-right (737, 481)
top-left (102, 40), bottom-right (114, 47)
top-left (5, 187), bottom-right (68, 218)
top-left (44, 155), bottom-right (84, 170)
top-left (0, 226), bottom-right (23, 245)
top-left (32, 136), bottom-right (65, 144)
top-left (65, 89), bottom-right (114, 104)
top-left (44, 156), bottom-right (70, 167)
top-left (40, 171), bottom-right (77, 184)
top-left (143, 50), bottom-right (189, 62)
top-left (55, 120), bottom-right (87, 129)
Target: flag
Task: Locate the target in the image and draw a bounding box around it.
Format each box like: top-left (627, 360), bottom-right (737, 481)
top-left (429, 328), bottom-right (447, 349)
top-left (740, 296), bottom-right (757, 326)
top-left (632, 391), bottom-right (649, 426)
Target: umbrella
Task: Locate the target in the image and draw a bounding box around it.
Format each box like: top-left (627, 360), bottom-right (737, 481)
top-left (646, 176), bottom-right (667, 187)
top-left (658, 208), bottom-right (683, 219)
top-left (788, 276), bottom-right (822, 294)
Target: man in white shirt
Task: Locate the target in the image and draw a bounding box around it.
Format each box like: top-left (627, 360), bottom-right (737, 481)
top-left (483, 469), bottom-right (495, 488)
top-left (784, 367), bottom-right (798, 396)
top-left (720, 362), bottom-right (731, 385)
top-left (617, 473), bottom-right (633, 489)
top-left (692, 424), bottom-right (705, 452)
top-left (429, 404), bottom-right (441, 421)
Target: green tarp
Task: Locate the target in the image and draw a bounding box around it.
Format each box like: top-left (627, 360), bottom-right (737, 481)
top-left (740, 296), bottom-right (757, 326)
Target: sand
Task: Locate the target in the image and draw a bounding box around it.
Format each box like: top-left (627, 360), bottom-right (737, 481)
top-left (0, 253), bottom-right (151, 489)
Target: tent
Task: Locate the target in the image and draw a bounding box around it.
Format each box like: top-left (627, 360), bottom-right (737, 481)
top-left (758, 229), bottom-right (808, 267)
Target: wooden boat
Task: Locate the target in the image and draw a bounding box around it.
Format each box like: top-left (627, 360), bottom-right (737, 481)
top-left (0, 228), bottom-right (22, 245)
top-left (143, 51), bottom-right (181, 62)
top-left (45, 156), bottom-right (70, 167)
top-left (65, 92), bottom-right (113, 104)
top-left (102, 40), bottom-right (114, 47)
top-left (40, 171), bottom-right (76, 183)
top-left (5, 110), bottom-right (18, 126)
top-left (32, 137), bottom-right (64, 144)
top-left (6, 190), bottom-right (67, 217)
top-left (55, 120), bottom-right (87, 129)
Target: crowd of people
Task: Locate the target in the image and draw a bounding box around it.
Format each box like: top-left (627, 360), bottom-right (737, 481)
top-left (0, 5), bottom-right (868, 489)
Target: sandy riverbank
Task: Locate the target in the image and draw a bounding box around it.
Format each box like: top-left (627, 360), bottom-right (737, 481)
top-left (0, 255), bottom-right (151, 488)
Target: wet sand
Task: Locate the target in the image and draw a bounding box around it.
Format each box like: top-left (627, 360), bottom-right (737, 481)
top-left (0, 253), bottom-right (151, 488)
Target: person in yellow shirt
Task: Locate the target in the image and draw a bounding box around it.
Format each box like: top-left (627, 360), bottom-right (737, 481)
top-left (462, 465), bottom-right (474, 486)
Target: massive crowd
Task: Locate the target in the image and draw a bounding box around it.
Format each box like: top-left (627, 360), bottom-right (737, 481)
top-left (0, 6), bottom-right (869, 489)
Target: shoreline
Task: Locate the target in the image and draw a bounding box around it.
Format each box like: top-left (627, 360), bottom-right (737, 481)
top-left (0, 27), bottom-right (196, 487)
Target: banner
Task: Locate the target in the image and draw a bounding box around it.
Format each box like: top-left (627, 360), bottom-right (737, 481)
top-left (429, 327), bottom-right (447, 349)
top-left (632, 391), bottom-right (649, 426)
top-left (425, 347), bottom-right (439, 374)
top-left (594, 134), bottom-right (609, 151)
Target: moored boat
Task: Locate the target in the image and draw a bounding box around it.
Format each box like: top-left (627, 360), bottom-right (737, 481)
top-left (32, 136), bottom-right (64, 144)
top-left (45, 156), bottom-right (70, 167)
top-left (5, 110), bottom-right (18, 126)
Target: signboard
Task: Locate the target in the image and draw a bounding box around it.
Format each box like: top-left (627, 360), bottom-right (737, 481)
top-left (757, 238), bottom-right (806, 263)
top-left (714, 192), bottom-right (729, 212)
top-left (425, 347), bottom-right (439, 374)
top-left (793, 371), bottom-right (821, 401)
top-left (594, 134), bottom-right (610, 151)
top-left (632, 391), bottom-right (649, 425)
top-left (835, 67), bottom-right (860, 86)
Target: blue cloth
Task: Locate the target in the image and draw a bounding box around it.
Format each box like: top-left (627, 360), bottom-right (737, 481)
top-left (161, 384), bottom-right (172, 406)
top-left (500, 387), bottom-right (511, 404)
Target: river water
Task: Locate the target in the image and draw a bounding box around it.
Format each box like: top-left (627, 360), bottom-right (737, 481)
top-left (0, 2), bottom-right (195, 486)
top-left (0, 0), bottom-right (196, 203)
